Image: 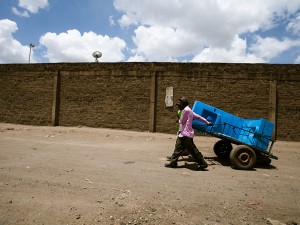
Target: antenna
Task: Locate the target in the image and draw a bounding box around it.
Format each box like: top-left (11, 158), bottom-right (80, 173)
top-left (92, 51), bottom-right (102, 62)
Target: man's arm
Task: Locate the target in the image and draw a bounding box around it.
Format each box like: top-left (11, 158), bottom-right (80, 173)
top-left (193, 112), bottom-right (211, 125)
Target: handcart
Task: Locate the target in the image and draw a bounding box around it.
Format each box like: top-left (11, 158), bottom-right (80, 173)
top-left (192, 101), bottom-right (278, 170)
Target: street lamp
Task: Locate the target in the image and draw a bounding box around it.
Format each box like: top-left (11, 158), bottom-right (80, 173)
top-left (29, 43), bottom-right (35, 63)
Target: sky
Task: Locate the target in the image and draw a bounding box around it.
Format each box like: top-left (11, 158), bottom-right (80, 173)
top-left (0, 0), bottom-right (300, 64)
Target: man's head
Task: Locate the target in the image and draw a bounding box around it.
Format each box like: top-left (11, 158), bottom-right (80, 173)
top-left (177, 97), bottom-right (189, 110)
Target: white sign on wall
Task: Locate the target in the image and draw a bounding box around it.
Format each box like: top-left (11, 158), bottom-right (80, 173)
top-left (165, 87), bottom-right (173, 107)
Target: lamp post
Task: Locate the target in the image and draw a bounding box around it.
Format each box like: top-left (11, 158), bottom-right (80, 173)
top-left (29, 43), bottom-right (35, 63)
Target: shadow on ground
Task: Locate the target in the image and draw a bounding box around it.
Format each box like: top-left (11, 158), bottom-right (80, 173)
top-left (176, 155), bottom-right (277, 171)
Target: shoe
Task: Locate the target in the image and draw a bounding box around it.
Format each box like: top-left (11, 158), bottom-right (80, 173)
top-left (165, 163), bottom-right (177, 168)
top-left (166, 156), bottom-right (172, 161)
top-left (197, 164), bottom-right (208, 171)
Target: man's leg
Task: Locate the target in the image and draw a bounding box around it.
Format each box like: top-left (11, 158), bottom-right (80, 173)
top-left (181, 137), bottom-right (208, 169)
top-left (165, 137), bottom-right (185, 168)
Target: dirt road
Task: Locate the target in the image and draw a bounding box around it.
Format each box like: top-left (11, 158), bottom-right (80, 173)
top-left (0, 123), bottom-right (299, 225)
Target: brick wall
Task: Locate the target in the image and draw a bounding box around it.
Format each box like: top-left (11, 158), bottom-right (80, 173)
top-left (0, 65), bottom-right (54, 125)
top-left (0, 63), bottom-right (299, 141)
top-left (277, 81), bottom-right (300, 140)
top-left (59, 69), bottom-right (151, 131)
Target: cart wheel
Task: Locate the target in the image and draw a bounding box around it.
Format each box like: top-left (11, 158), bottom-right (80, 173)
top-left (213, 140), bottom-right (232, 158)
top-left (256, 152), bottom-right (272, 166)
top-left (230, 145), bottom-right (256, 170)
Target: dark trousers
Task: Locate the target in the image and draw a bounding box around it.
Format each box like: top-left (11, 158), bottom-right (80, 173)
top-left (170, 136), bottom-right (207, 167)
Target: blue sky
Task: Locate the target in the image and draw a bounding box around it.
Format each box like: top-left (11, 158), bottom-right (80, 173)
top-left (1, 0), bottom-right (300, 64)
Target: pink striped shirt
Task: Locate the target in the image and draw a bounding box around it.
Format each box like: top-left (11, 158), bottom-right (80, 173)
top-left (179, 106), bottom-right (209, 138)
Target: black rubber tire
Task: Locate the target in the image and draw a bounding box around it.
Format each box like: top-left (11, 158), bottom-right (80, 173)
top-left (230, 145), bottom-right (256, 170)
top-left (213, 140), bottom-right (233, 158)
top-left (256, 152), bottom-right (272, 165)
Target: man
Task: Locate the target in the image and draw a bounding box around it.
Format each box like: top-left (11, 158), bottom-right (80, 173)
top-left (166, 104), bottom-right (189, 160)
top-left (165, 97), bottom-right (211, 171)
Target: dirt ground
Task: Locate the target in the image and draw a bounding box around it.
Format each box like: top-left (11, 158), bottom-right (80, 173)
top-left (0, 123), bottom-right (299, 225)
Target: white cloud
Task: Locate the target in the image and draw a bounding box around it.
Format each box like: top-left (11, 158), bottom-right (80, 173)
top-left (11, 7), bottom-right (29, 18)
top-left (115, 0), bottom-right (300, 37)
top-left (0, 19), bottom-right (35, 63)
top-left (114, 0), bottom-right (300, 62)
top-left (109, 16), bottom-right (115, 26)
top-left (295, 55), bottom-right (300, 63)
top-left (287, 13), bottom-right (300, 36)
top-left (12, 0), bottom-right (49, 17)
top-left (191, 35), bottom-right (300, 63)
top-left (118, 14), bottom-right (138, 28)
top-left (250, 36), bottom-right (300, 61)
top-left (127, 54), bottom-right (146, 62)
top-left (18, 0), bottom-right (49, 14)
top-left (191, 35), bottom-right (264, 63)
top-left (132, 25), bottom-right (200, 61)
top-left (39, 29), bottom-right (126, 62)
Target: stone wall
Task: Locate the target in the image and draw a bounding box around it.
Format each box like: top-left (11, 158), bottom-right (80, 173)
top-left (0, 63), bottom-right (299, 141)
